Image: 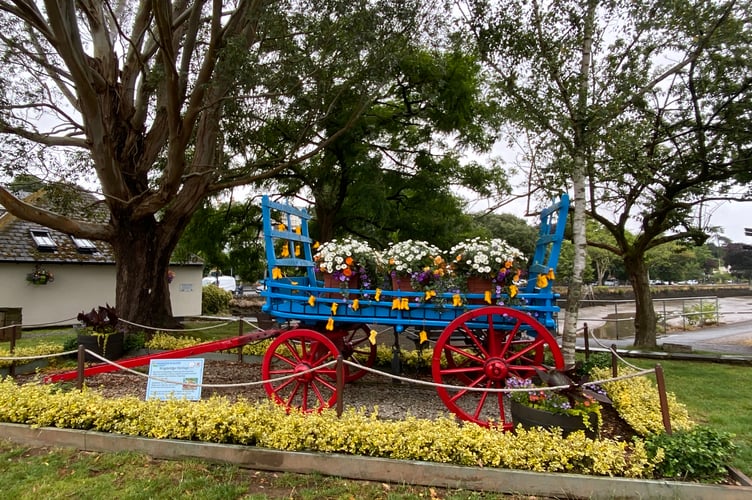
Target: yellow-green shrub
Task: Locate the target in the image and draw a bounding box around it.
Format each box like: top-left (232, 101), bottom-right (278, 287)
top-left (592, 367), bottom-right (694, 436)
top-left (0, 378), bottom-right (659, 478)
top-left (0, 343), bottom-right (64, 368)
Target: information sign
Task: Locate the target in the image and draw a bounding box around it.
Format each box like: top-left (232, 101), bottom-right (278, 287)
top-left (145, 358), bottom-right (205, 400)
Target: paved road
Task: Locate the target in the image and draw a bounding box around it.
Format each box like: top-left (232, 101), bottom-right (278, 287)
top-left (574, 296), bottom-right (752, 356)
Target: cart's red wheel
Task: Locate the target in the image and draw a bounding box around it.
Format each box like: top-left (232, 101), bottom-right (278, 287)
top-left (262, 329), bottom-right (340, 413)
top-left (432, 306), bottom-right (564, 429)
top-left (337, 324), bottom-right (377, 382)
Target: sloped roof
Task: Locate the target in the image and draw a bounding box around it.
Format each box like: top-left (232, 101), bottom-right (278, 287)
top-left (0, 188), bottom-right (116, 264)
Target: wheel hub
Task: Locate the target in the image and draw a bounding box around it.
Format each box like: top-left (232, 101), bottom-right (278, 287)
top-left (483, 357), bottom-right (509, 381)
top-left (294, 362), bottom-right (314, 382)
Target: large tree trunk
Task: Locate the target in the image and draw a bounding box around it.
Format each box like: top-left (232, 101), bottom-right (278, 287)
top-left (110, 217), bottom-right (182, 334)
top-left (626, 253), bottom-right (658, 348)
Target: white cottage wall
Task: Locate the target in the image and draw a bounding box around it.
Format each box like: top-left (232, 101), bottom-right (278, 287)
top-left (0, 263), bottom-right (202, 328)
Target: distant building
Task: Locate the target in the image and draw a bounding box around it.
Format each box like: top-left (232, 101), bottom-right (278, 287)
top-left (0, 189), bottom-right (202, 327)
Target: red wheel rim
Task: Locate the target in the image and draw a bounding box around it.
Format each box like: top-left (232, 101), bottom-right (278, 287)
top-left (262, 329), bottom-right (340, 413)
top-left (337, 324), bottom-right (377, 382)
top-left (432, 306), bottom-right (564, 429)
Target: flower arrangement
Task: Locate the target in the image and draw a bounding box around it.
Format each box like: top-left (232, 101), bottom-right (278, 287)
top-left (26, 266), bottom-right (54, 285)
top-left (314, 237), bottom-right (380, 290)
top-left (383, 240), bottom-right (452, 292)
top-left (449, 237), bottom-right (525, 304)
top-left (506, 373), bottom-right (603, 431)
top-left (384, 240), bottom-right (443, 276)
top-left (449, 237), bottom-right (524, 279)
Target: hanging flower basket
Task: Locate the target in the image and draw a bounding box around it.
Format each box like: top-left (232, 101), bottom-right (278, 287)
top-left (26, 266), bottom-right (54, 285)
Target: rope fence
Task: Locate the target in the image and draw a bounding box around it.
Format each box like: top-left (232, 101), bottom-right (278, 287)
top-left (0, 343), bottom-right (673, 434)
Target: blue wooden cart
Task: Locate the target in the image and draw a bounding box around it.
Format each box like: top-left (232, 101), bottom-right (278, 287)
top-left (260, 194), bottom-right (569, 429)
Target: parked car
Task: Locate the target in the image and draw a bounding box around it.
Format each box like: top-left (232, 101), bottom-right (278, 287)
top-left (202, 275), bottom-right (237, 293)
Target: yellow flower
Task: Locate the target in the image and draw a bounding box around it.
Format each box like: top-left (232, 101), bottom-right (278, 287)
top-left (509, 284), bottom-right (518, 298)
top-left (294, 226), bottom-right (302, 234)
top-left (326, 318), bottom-right (334, 331)
top-left (351, 299), bottom-right (360, 311)
top-left (425, 290), bottom-right (436, 301)
top-left (308, 295), bottom-right (316, 307)
top-left (452, 294), bottom-right (462, 307)
top-left (313, 241), bottom-right (320, 249)
top-left (272, 267), bottom-right (283, 279)
top-left (278, 223), bottom-right (286, 231)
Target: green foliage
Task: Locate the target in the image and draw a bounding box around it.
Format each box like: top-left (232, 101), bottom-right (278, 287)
top-left (645, 427), bottom-right (736, 482)
top-left (0, 379), bottom-right (659, 478)
top-left (683, 302), bottom-right (718, 326)
top-left (202, 285), bottom-right (232, 315)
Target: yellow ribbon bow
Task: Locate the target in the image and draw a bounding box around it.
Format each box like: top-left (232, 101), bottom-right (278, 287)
top-left (331, 302), bottom-right (338, 315)
top-left (280, 245), bottom-right (290, 258)
top-left (369, 329), bottom-right (378, 345)
top-left (375, 288), bottom-right (382, 301)
top-left (271, 267), bottom-right (283, 279)
top-left (548, 268), bottom-right (556, 280)
top-left (295, 245), bottom-right (300, 256)
top-left (391, 298), bottom-right (401, 310)
top-left (278, 223), bottom-right (286, 231)
top-left (400, 298), bottom-right (410, 310)
top-left (452, 294), bottom-right (462, 307)
top-left (294, 226), bottom-right (301, 234)
top-left (425, 290), bottom-right (436, 301)
top-left (326, 318), bottom-right (334, 331)
top-left (536, 274), bottom-right (548, 289)
top-left (313, 241), bottom-right (320, 249)
top-left (419, 330), bottom-right (428, 345)
top-left (308, 295), bottom-right (316, 307)
top-left (509, 284), bottom-right (518, 298)
top-left (351, 298), bottom-right (359, 311)
top-left (484, 290), bottom-right (492, 304)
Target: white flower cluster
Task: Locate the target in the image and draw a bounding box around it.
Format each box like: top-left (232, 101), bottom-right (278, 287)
top-left (384, 240), bottom-right (442, 274)
top-left (449, 237), bottom-right (524, 277)
top-left (314, 237), bottom-right (377, 274)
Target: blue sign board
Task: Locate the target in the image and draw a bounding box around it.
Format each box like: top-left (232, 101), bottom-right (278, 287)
top-left (146, 358), bottom-right (205, 400)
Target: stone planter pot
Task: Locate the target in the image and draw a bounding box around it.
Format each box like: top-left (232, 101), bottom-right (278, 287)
top-left (510, 400), bottom-right (598, 438)
top-left (390, 275), bottom-right (414, 292)
top-left (323, 273), bottom-right (359, 297)
top-left (76, 330), bottom-right (124, 362)
top-left (465, 276), bottom-right (494, 304)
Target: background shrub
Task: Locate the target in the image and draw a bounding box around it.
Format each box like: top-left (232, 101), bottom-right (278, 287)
top-left (644, 426), bottom-right (736, 482)
top-left (202, 285), bottom-right (232, 315)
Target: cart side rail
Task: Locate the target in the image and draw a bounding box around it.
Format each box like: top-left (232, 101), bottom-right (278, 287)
top-left (524, 193), bottom-right (569, 294)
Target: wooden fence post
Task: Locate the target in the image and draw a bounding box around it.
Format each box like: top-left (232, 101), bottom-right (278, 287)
top-left (77, 344), bottom-right (86, 391)
top-left (8, 325), bottom-right (17, 378)
top-left (654, 364), bottom-right (673, 434)
top-left (336, 355), bottom-right (344, 417)
top-left (583, 322), bottom-right (589, 361)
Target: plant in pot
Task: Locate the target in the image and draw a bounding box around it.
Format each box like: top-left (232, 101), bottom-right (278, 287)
top-left (313, 237), bottom-right (381, 296)
top-left (505, 366), bottom-right (609, 438)
top-left (383, 240), bottom-right (451, 295)
top-left (448, 237), bottom-right (524, 304)
top-left (75, 304), bottom-right (124, 361)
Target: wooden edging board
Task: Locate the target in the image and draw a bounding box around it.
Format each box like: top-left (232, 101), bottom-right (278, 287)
top-left (2, 423), bottom-right (752, 499)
